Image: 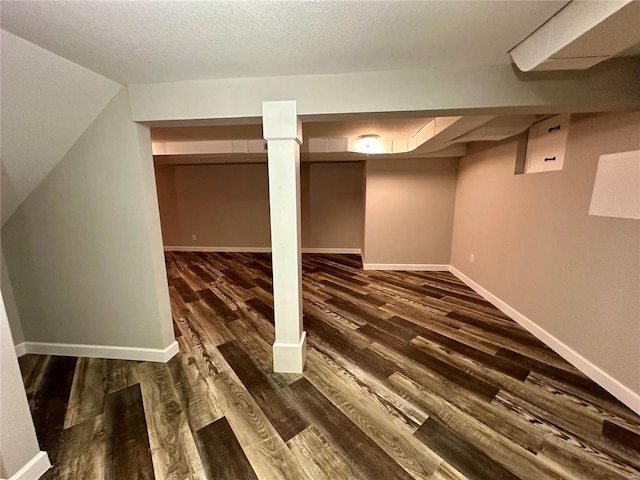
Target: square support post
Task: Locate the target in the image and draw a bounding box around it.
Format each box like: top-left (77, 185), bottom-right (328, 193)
top-left (262, 101), bottom-right (306, 373)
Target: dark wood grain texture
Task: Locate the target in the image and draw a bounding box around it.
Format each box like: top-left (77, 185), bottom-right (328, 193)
top-left (104, 384), bottom-right (155, 480)
top-left (29, 355), bottom-right (77, 472)
top-left (415, 417), bottom-right (521, 480)
top-left (195, 417), bottom-right (258, 480)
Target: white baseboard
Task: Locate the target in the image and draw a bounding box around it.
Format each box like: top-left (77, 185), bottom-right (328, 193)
top-left (15, 340), bottom-right (179, 363)
top-left (14, 342), bottom-right (27, 357)
top-left (164, 246), bottom-right (362, 255)
top-left (164, 246), bottom-right (272, 253)
top-left (301, 248), bottom-right (362, 255)
top-left (449, 266), bottom-right (640, 416)
top-left (6, 451), bottom-right (51, 480)
top-left (363, 263), bottom-right (449, 271)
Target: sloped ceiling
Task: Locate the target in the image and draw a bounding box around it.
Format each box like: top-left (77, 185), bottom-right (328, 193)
top-left (0, 31), bottom-right (121, 225)
top-left (0, 0), bottom-right (568, 83)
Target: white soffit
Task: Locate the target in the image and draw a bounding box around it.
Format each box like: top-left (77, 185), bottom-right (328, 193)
top-left (151, 114), bottom-right (539, 163)
top-left (510, 0), bottom-right (640, 71)
top-left (1, 1), bottom-right (568, 83)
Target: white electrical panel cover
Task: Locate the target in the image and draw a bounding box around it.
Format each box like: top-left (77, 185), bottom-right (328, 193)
top-left (525, 114), bottom-right (570, 173)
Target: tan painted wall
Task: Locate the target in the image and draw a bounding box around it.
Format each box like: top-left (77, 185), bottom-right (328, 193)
top-left (0, 293), bottom-right (43, 478)
top-left (158, 163), bottom-right (271, 248)
top-left (1, 88), bottom-right (174, 350)
top-left (450, 111), bottom-right (640, 393)
top-left (155, 164), bottom-right (181, 246)
top-left (301, 162), bottom-right (364, 250)
top-left (155, 161), bottom-right (364, 250)
top-left (363, 157), bottom-right (458, 265)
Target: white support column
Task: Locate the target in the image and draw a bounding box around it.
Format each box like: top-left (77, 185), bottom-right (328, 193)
top-left (263, 101), bottom-right (306, 373)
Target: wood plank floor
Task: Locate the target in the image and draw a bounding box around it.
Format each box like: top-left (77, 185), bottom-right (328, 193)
top-left (20, 252), bottom-right (640, 479)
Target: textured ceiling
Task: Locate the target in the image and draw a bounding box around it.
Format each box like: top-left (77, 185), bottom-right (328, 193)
top-left (1, 0), bottom-right (568, 84)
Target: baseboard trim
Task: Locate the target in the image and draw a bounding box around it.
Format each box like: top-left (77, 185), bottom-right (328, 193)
top-left (449, 266), bottom-right (640, 416)
top-left (301, 248), bottom-right (362, 255)
top-left (14, 342), bottom-right (27, 357)
top-left (363, 263), bottom-right (449, 271)
top-left (16, 340), bottom-right (179, 363)
top-left (164, 246), bottom-right (363, 255)
top-left (164, 246), bottom-right (272, 253)
top-left (6, 451), bottom-right (51, 480)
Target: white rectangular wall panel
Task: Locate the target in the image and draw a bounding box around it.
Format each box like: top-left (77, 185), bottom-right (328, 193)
top-left (589, 149), bottom-right (640, 220)
top-left (525, 114), bottom-right (570, 173)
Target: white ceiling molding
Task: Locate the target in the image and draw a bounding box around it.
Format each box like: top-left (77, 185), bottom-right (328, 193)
top-left (153, 143), bottom-right (469, 166)
top-left (151, 115), bottom-right (540, 164)
top-left (510, 0), bottom-right (640, 72)
top-left (152, 117), bottom-right (470, 158)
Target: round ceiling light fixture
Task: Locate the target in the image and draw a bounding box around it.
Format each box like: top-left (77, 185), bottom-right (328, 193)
top-left (356, 134), bottom-right (383, 154)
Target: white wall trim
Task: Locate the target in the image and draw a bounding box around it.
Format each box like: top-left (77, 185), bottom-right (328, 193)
top-left (164, 246), bottom-right (363, 255)
top-left (164, 246), bottom-right (272, 253)
top-left (363, 263), bottom-right (449, 271)
top-left (14, 342), bottom-right (27, 357)
top-left (449, 265), bottom-right (640, 416)
top-left (301, 248), bottom-right (362, 255)
top-left (15, 340), bottom-right (179, 363)
top-left (5, 451), bottom-right (51, 480)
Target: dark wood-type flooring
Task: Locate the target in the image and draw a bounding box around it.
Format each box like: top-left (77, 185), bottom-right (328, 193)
top-left (20, 252), bottom-right (640, 479)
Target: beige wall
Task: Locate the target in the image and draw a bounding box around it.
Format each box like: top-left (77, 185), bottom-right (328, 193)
top-left (155, 161), bottom-right (364, 250)
top-left (363, 157), bottom-right (458, 265)
top-left (155, 164), bottom-right (181, 246)
top-left (450, 111), bottom-right (640, 394)
top-left (157, 163), bottom-right (271, 248)
top-left (1, 87), bottom-right (174, 350)
top-left (301, 162), bottom-right (364, 250)
top-left (0, 293), bottom-right (44, 478)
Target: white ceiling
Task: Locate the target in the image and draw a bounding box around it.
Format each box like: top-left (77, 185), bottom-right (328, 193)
top-left (1, 0), bottom-right (569, 84)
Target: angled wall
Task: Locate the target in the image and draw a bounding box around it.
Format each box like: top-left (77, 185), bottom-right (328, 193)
top-left (450, 111), bottom-right (640, 406)
top-left (0, 30), bottom-right (120, 225)
top-left (1, 87), bottom-right (175, 358)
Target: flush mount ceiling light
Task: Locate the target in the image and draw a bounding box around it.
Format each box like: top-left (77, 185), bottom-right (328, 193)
top-left (356, 134), bottom-right (383, 154)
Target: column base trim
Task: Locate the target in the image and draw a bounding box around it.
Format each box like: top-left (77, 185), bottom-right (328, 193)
top-left (7, 451), bottom-right (51, 480)
top-left (14, 341), bottom-right (179, 363)
top-left (273, 331), bottom-right (307, 373)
